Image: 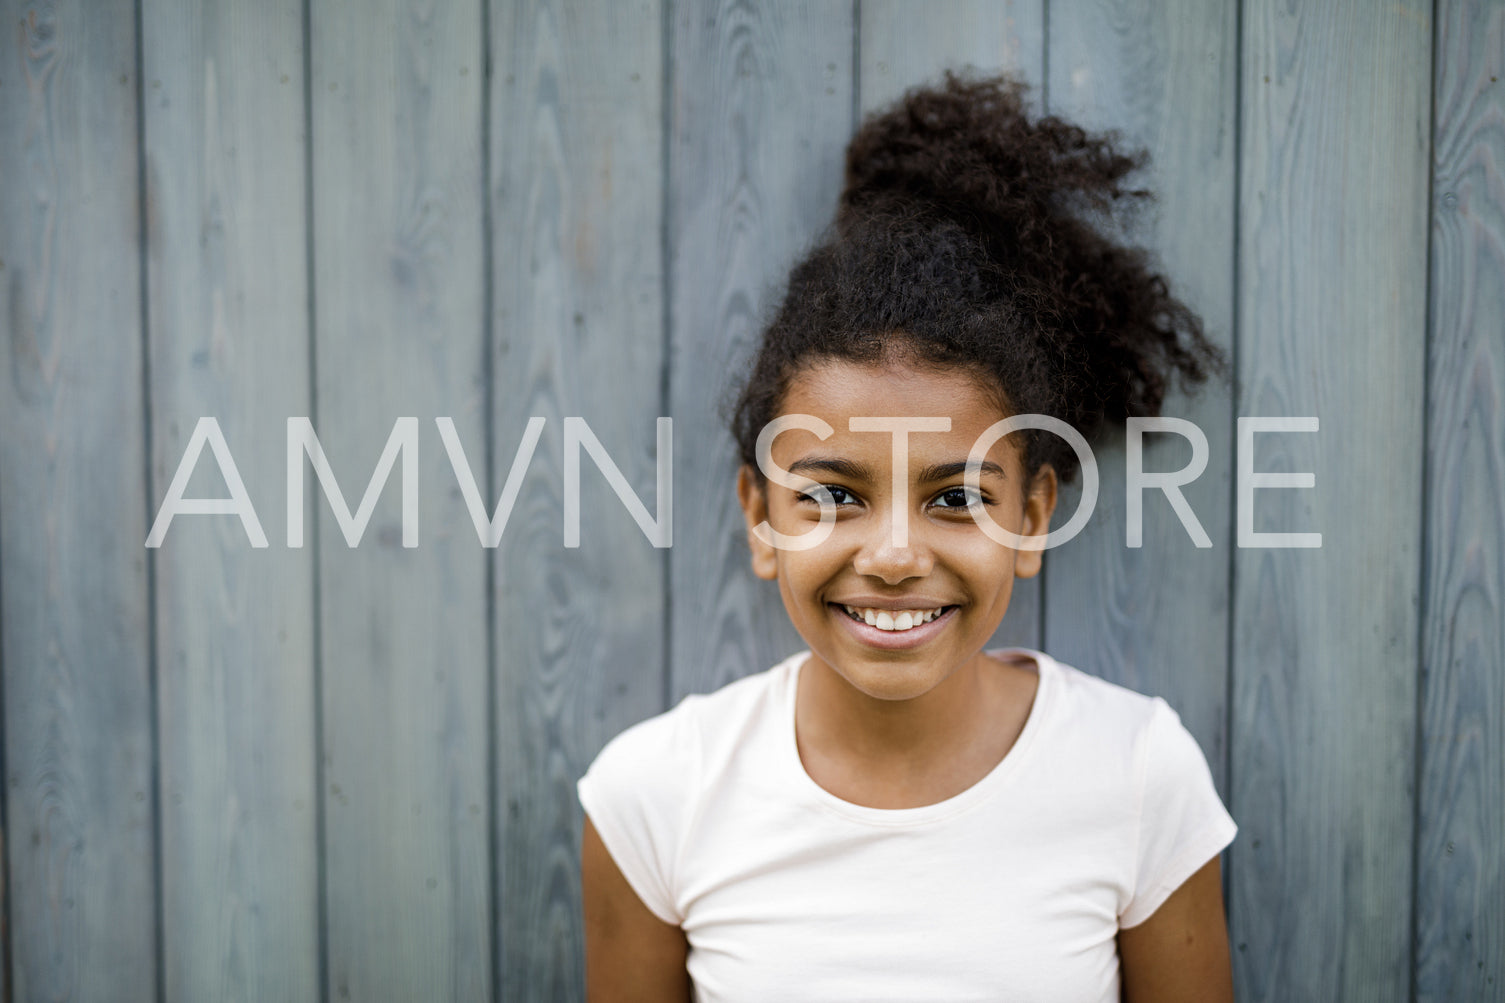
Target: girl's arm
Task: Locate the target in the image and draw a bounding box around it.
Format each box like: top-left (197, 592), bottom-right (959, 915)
top-left (581, 815), bottom-right (692, 1002)
top-left (1116, 855), bottom-right (1235, 1003)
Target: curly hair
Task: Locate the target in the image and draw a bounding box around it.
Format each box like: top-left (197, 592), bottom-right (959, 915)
top-left (729, 70), bottom-right (1223, 483)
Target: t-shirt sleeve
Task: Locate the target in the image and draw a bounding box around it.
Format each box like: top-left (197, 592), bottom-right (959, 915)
top-left (1118, 697), bottom-right (1238, 929)
top-left (577, 702), bottom-right (699, 926)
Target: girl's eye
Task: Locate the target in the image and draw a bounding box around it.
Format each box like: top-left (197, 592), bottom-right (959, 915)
top-left (933, 486), bottom-right (987, 509)
top-left (797, 485), bottom-right (856, 506)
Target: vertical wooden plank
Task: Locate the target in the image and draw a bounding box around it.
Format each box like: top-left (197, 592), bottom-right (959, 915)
top-left (1, 814), bottom-right (7, 1003)
top-left (1232, 2), bottom-right (1429, 999)
top-left (0, 2), bottom-right (158, 1000)
top-left (1415, 1), bottom-right (1504, 999)
top-left (1044, 1), bottom-right (1238, 788)
top-left (859, 0), bottom-right (1047, 651)
top-left (310, 1), bottom-right (490, 999)
top-left (489, 1), bottom-right (665, 998)
top-left (669, 0), bottom-right (855, 700)
top-left (859, 0), bottom-right (1042, 107)
top-left (140, 2), bottom-right (319, 1000)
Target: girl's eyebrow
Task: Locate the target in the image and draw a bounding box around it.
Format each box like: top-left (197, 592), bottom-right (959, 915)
top-left (784, 456), bottom-right (1008, 483)
top-left (785, 456), bottom-right (875, 480)
top-left (917, 459), bottom-right (1008, 483)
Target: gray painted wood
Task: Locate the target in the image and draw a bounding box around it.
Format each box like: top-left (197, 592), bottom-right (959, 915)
top-left (859, 0), bottom-right (1043, 109)
top-left (1044, 0), bottom-right (1237, 794)
top-left (309, 2), bottom-right (490, 999)
top-left (0, 1), bottom-right (158, 1000)
top-left (141, 3), bottom-right (320, 1000)
top-left (1415, 1), bottom-right (1505, 999)
top-left (488, 1), bottom-right (666, 998)
top-left (1231, 1), bottom-right (1430, 999)
top-left (668, 0), bottom-right (855, 700)
top-left (859, 0), bottom-right (1047, 653)
top-left (4, 0), bottom-right (1504, 997)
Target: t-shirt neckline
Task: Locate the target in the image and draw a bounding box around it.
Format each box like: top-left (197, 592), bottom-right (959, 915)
top-left (777, 647), bottom-right (1058, 827)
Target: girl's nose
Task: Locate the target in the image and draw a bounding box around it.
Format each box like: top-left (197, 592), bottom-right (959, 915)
top-left (851, 514), bottom-right (934, 583)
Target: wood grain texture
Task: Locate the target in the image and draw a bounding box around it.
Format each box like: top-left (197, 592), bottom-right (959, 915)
top-left (1044, 0), bottom-right (1237, 792)
top-left (860, 0), bottom-right (1047, 652)
top-left (488, 1), bottom-right (666, 999)
top-left (140, 1), bottom-right (319, 1000)
top-left (1231, 2), bottom-right (1429, 999)
top-left (2, 0), bottom-right (1497, 997)
top-left (310, 1), bottom-right (490, 999)
top-left (668, 0), bottom-right (854, 700)
top-left (0, 1), bottom-right (158, 999)
top-left (1414, 1), bottom-right (1505, 999)
top-left (859, 0), bottom-right (1042, 109)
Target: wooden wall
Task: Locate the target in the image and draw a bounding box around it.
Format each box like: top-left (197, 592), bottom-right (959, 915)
top-left (0, 0), bottom-right (1498, 1000)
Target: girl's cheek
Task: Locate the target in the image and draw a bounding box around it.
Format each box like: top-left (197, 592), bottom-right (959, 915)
top-left (960, 539), bottom-right (1021, 571)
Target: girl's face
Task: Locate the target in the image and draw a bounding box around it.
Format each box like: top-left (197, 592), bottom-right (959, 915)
top-left (736, 357), bottom-right (1058, 703)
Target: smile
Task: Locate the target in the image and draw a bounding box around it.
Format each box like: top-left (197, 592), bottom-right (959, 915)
top-left (841, 605), bottom-right (948, 632)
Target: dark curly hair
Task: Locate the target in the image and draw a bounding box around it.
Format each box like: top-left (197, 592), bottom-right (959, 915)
top-left (729, 70), bottom-right (1223, 484)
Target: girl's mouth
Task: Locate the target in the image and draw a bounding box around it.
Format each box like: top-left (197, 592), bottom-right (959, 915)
top-left (830, 603), bottom-right (959, 648)
top-left (840, 604), bottom-right (950, 631)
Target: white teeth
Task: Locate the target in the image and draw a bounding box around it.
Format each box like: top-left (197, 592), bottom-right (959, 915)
top-left (842, 605), bottom-right (948, 632)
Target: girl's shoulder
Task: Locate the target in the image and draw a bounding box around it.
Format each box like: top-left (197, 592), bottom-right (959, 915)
top-left (576, 655), bottom-right (803, 925)
top-left (1020, 650), bottom-right (1231, 865)
top-left (998, 646), bottom-right (1168, 734)
top-left (581, 652), bottom-right (801, 786)
top-left (999, 648), bottom-right (1218, 804)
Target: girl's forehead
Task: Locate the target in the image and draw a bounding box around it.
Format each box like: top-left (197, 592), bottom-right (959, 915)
top-left (771, 359), bottom-right (1027, 475)
top-left (781, 358), bottom-right (1009, 421)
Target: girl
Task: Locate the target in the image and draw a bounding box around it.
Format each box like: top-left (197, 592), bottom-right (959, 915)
top-left (578, 71), bottom-right (1236, 1002)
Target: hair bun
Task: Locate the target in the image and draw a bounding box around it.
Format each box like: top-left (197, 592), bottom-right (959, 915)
top-left (839, 70), bottom-right (1145, 236)
top-left (729, 68), bottom-right (1224, 485)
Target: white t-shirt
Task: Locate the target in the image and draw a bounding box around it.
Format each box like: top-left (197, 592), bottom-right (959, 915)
top-left (577, 648), bottom-right (1237, 1003)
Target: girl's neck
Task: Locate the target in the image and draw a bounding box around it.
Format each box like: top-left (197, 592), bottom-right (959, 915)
top-left (794, 651), bottom-right (1039, 808)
